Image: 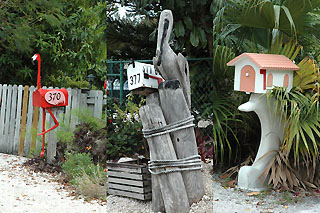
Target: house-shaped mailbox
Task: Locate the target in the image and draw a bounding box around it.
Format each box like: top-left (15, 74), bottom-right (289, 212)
top-left (127, 61), bottom-right (163, 96)
top-left (227, 53), bottom-right (300, 93)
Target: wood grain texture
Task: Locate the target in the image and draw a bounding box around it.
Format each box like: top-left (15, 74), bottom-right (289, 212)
top-left (139, 95), bottom-right (190, 213)
top-left (30, 106), bottom-right (39, 157)
top-left (108, 189), bottom-right (152, 200)
top-left (0, 84), bottom-right (7, 150)
top-left (70, 88), bottom-right (79, 130)
top-left (19, 86), bottom-right (29, 156)
top-left (159, 80), bottom-right (205, 204)
top-left (24, 86), bottom-right (35, 156)
top-left (146, 93), bottom-right (164, 213)
top-left (14, 85), bottom-right (23, 155)
top-left (4, 85), bottom-right (12, 153)
top-left (9, 85), bottom-right (18, 154)
top-left (153, 10), bottom-right (191, 109)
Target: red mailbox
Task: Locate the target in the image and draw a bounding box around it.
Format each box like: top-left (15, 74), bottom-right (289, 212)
top-left (32, 54), bottom-right (68, 158)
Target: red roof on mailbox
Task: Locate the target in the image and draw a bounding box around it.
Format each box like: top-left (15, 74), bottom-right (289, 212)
top-left (227, 53), bottom-right (300, 71)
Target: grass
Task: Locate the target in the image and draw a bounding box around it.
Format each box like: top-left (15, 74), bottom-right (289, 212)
top-left (74, 167), bottom-right (107, 200)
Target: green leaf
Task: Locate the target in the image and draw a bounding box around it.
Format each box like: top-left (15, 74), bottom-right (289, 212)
top-left (190, 29), bottom-right (199, 47)
top-left (281, 5), bottom-right (296, 36)
top-left (175, 20), bottom-right (185, 37)
top-left (199, 28), bottom-right (207, 48)
top-left (184, 16), bottom-right (193, 30)
top-left (273, 5), bottom-right (281, 29)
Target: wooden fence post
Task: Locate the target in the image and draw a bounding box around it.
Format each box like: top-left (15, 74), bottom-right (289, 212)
top-left (146, 93), bottom-right (165, 212)
top-left (4, 85), bottom-right (12, 152)
top-left (30, 106), bottom-right (39, 156)
top-left (9, 85), bottom-right (18, 153)
top-left (19, 86), bottom-right (29, 156)
top-left (14, 85), bottom-right (23, 155)
top-left (139, 96), bottom-right (190, 213)
top-left (158, 80), bottom-right (205, 204)
top-left (0, 84), bottom-right (7, 151)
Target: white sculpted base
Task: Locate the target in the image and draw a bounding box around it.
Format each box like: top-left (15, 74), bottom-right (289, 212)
top-left (237, 93), bottom-right (283, 191)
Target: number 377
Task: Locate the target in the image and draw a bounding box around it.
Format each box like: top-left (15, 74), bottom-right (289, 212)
top-left (129, 73), bottom-right (140, 85)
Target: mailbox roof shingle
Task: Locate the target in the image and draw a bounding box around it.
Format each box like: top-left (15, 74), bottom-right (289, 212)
top-left (227, 53), bottom-right (300, 71)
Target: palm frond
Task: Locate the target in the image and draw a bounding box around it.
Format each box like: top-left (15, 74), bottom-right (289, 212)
top-left (268, 88), bottom-right (320, 165)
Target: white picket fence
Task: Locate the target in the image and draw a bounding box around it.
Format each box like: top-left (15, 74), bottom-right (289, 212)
top-left (0, 84), bottom-right (105, 162)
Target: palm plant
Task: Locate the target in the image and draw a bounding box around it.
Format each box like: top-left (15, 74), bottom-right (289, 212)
top-left (213, 0), bottom-right (320, 190)
top-left (261, 40), bottom-right (320, 190)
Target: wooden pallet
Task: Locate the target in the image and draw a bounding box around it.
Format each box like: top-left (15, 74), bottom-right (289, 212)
top-left (107, 159), bottom-right (151, 200)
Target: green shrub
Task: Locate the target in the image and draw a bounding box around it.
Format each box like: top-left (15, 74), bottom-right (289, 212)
top-left (62, 152), bottom-right (106, 199)
top-left (106, 94), bottom-right (148, 159)
top-left (74, 166), bottom-right (106, 200)
top-left (62, 152), bottom-right (93, 183)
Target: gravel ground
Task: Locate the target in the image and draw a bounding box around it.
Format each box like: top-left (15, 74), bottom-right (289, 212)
top-left (3, 152), bottom-right (319, 213)
top-left (107, 160), bottom-right (213, 213)
top-left (213, 174), bottom-right (320, 213)
top-left (0, 153), bottom-right (106, 213)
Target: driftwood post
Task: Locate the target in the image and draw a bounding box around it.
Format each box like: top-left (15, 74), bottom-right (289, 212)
top-left (138, 9), bottom-right (205, 212)
top-left (153, 10), bottom-right (191, 109)
top-left (158, 80), bottom-right (205, 203)
top-left (146, 93), bottom-right (164, 212)
top-left (139, 93), bottom-right (190, 213)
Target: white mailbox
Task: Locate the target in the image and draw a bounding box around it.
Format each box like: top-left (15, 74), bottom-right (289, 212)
top-left (127, 62), bottom-right (164, 95)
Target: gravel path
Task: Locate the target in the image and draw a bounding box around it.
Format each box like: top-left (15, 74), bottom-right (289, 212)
top-left (3, 152), bottom-right (318, 213)
top-left (213, 174), bottom-right (320, 213)
top-left (107, 160), bottom-right (213, 213)
top-left (0, 153), bottom-right (105, 213)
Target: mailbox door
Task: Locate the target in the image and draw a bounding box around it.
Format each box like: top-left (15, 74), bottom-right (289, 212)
top-left (240, 65), bottom-right (255, 93)
top-left (33, 88), bottom-right (68, 108)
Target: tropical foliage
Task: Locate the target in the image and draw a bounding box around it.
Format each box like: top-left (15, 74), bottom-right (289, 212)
top-left (214, 0), bottom-right (320, 190)
top-left (0, 0), bottom-right (107, 88)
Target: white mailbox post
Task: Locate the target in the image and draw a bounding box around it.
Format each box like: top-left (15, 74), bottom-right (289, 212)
top-left (127, 62), bottom-right (163, 95)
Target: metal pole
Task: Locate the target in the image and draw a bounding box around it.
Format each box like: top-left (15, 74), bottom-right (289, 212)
top-left (119, 62), bottom-right (124, 104)
top-left (109, 59), bottom-right (114, 99)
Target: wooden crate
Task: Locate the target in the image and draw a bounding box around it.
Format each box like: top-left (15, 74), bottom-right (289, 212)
top-left (107, 159), bottom-right (151, 200)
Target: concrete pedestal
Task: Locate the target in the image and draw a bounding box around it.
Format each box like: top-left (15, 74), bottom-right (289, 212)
top-left (237, 94), bottom-right (283, 191)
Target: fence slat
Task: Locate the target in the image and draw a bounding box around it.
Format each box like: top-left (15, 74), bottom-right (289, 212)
top-left (64, 88), bottom-right (72, 125)
top-left (35, 105), bottom-right (43, 156)
top-left (80, 92), bottom-right (88, 111)
top-left (24, 86), bottom-right (35, 156)
top-left (70, 88), bottom-right (79, 130)
top-left (9, 85), bottom-right (18, 153)
top-left (94, 90), bottom-right (103, 118)
top-left (0, 85), bottom-right (2, 147)
top-left (14, 85), bottom-right (23, 155)
top-left (19, 86), bottom-right (29, 156)
top-left (3, 85), bottom-right (12, 153)
top-left (0, 84), bottom-right (7, 151)
top-left (47, 108), bottom-right (58, 164)
top-left (30, 106), bottom-right (39, 156)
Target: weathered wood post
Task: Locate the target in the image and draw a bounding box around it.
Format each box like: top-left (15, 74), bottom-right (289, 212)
top-left (158, 80), bottom-right (205, 204)
top-left (153, 10), bottom-right (191, 109)
top-left (146, 93), bottom-right (164, 212)
top-left (139, 93), bottom-right (190, 213)
top-left (136, 9), bottom-right (205, 212)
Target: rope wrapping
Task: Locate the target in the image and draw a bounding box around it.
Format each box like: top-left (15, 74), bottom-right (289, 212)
top-left (142, 116), bottom-right (195, 138)
top-left (148, 155), bottom-right (202, 175)
top-left (143, 115), bottom-right (201, 175)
